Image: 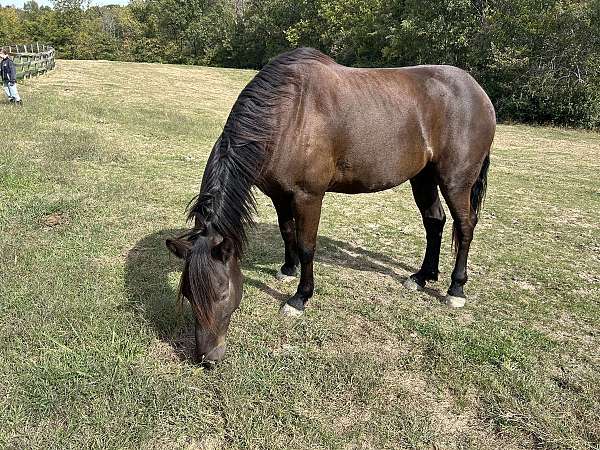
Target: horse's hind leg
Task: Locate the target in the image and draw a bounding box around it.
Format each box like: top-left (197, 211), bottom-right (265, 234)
top-left (438, 153), bottom-right (489, 308)
top-left (438, 185), bottom-right (477, 307)
top-left (272, 195), bottom-right (299, 282)
top-left (404, 166), bottom-right (446, 291)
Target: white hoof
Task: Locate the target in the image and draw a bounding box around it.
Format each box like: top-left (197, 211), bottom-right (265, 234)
top-left (446, 295), bottom-right (466, 308)
top-left (280, 304), bottom-right (304, 317)
top-left (276, 269), bottom-right (297, 283)
top-left (403, 277), bottom-right (423, 292)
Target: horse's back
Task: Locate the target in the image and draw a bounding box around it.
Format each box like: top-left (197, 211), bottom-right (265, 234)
top-left (323, 64), bottom-right (496, 158)
top-left (267, 55), bottom-right (495, 195)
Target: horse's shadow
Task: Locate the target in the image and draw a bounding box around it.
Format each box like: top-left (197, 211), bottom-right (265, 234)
top-left (123, 222), bottom-right (433, 363)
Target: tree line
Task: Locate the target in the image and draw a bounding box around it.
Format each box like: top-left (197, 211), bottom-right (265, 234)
top-left (1, 0), bottom-right (599, 128)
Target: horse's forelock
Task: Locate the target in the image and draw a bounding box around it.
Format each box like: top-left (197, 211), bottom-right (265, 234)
top-left (182, 239), bottom-right (219, 331)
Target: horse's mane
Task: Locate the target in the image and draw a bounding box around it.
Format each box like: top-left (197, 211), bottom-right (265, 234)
top-left (186, 47), bottom-right (333, 254)
top-left (182, 48), bottom-right (334, 328)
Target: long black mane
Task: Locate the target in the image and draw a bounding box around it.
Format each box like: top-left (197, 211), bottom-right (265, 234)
top-left (186, 47), bottom-right (332, 254)
top-left (182, 48), bottom-right (333, 328)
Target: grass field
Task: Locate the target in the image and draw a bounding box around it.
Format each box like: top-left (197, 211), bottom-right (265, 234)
top-left (1, 60), bottom-right (599, 449)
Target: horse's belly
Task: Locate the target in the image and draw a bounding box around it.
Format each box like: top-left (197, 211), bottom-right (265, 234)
top-left (328, 160), bottom-right (416, 194)
top-left (328, 178), bottom-right (403, 194)
top-left (328, 143), bottom-right (427, 194)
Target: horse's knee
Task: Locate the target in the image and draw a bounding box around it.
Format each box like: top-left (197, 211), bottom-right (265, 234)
top-left (298, 245), bottom-right (315, 264)
top-left (280, 219), bottom-right (294, 236)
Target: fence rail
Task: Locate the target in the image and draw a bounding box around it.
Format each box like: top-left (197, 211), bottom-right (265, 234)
top-left (3, 43), bottom-right (55, 80)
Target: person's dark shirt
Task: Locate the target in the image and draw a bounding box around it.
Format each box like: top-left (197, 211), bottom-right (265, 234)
top-left (0, 57), bottom-right (17, 83)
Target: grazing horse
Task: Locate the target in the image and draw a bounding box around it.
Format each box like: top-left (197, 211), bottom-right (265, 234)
top-left (166, 48), bottom-right (495, 363)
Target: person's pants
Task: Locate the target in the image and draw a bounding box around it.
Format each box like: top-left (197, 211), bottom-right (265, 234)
top-left (3, 81), bottom-right (21, 102)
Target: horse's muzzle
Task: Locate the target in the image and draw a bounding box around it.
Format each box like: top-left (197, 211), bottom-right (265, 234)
top-left (199, 343), bottom-right (227, 366)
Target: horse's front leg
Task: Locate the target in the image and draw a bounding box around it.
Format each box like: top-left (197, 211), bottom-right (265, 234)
top-left (280, 192), bottom-right (324, 317)
top-left (272, 195), bottom-right (299, 281)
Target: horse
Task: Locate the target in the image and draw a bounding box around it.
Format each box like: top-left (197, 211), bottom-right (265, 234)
top-left (166, 48), bottom-right (495, 364)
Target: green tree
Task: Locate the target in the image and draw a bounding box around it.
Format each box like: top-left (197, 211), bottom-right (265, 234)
top-left (0, 7), bottom-right (27, 45)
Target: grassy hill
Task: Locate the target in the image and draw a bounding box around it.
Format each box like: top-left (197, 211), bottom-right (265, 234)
top-left (1, 60), bottom-right (598, 449)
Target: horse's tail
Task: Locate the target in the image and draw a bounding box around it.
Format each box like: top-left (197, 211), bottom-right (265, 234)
top-left (452, 154), bottom-right (490, 252)
top-left (471, 154), bottom-right (490, 216)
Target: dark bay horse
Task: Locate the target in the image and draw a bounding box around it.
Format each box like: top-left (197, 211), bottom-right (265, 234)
top-left (166, 48), bottom-right (495, 363)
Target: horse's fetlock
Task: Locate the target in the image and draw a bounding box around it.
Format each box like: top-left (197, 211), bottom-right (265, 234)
top-left (280, 264), bottom-right (297, 276)
top-left (427, 270), bottom-right (439, 282)
top-left (447, 282), bottom-right (465, 299)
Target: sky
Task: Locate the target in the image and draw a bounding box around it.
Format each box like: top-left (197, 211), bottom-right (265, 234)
top-left (0, 0), bottom-right (129, 6)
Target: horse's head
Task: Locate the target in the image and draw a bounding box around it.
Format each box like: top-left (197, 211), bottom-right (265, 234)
top-left (166, 227), bottom-right (242, 365)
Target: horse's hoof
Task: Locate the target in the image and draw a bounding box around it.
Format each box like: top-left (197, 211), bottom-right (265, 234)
top-left (280, 303), bottom-right (304, 317)
top-left (276, 269), bottom-right (297, 283)
top-left (445, 295), bottom-right (466, 308)
top-left (403, 277), bottom-right (423, 291)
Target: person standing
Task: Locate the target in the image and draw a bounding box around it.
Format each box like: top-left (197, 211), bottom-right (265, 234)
top-left (0, 48), bottom-right (22, 105)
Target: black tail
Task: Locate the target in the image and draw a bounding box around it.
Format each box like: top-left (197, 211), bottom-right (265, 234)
top-left (452, 154), bottom-right (490, 252)
top-left (471, 154), bottom-right (490, 216)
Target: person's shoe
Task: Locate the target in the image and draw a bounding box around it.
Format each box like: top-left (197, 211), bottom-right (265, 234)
top-left (15, 100), bottom-right (22, 106)
top-left (8, 98), bottom-right (14, 103)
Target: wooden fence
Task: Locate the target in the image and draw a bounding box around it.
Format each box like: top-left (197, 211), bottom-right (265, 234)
top-left (3, 43), bottom-right (55, 80)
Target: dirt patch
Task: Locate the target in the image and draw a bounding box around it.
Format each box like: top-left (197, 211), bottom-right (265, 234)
top-left (148, 331), bottom-right (196, 365)
top-left (41, 212), bottom-right (69, 229)
top-left (378, 370), bottom-right (524, 449)
top-left (148, 339), bottom-right (182, 363)
top-left (321, 313), bottom-right (411, 360)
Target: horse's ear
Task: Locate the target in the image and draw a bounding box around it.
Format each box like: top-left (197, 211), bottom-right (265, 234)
top-left (211, 237), bottom-right (234, 263)
top-left (166, 238), bottom-right (192, 259)
top-left (193, 215), bottom-right (208, 236)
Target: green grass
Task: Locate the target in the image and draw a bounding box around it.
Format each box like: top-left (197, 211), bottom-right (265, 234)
top-left (1, 60), bottom-right (599, 449)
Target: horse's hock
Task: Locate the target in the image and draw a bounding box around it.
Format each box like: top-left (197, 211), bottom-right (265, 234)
top-left (2, 43), bottom-right (56, 80)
